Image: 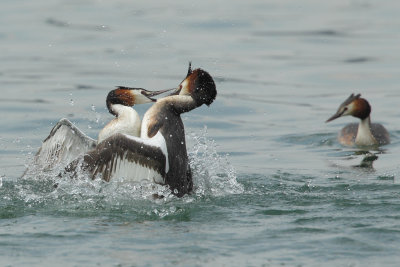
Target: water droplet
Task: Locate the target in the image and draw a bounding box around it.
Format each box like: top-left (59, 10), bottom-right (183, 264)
top-left (165, 116), bottom-right (168, 120)
top-left (91, 104), bottom-right (96, 111)
top-left (169, 134), bottom-right (172, 137)
top-left (95, 112), bottom-right (101, 124)
top-left (70, 99), bottom-right (74, 106)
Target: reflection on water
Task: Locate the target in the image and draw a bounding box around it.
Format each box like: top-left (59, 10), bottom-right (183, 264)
top-left (352, 151), bottom-right (379, 169)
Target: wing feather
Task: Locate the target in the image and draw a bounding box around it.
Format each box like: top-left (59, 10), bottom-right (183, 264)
top-left (66, 132), bottom-right (168, 184)
top-left (31, 118), bottom-right (96, 171)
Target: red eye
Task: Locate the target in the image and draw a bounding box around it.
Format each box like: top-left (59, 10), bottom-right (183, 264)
top-left (179, 84), bottom-right (183, 89)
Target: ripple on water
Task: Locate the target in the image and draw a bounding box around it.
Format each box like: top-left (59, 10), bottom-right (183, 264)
top-left (277, 132), bottom-right (336, 148)
top-left (255, 209), bottom-right (308, 216)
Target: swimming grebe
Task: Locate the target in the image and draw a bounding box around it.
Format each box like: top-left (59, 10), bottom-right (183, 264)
top-left (326, 93), bottom-right (390, 146)
top-left (28, 87), bottom-right (170, 172)
top-left (65, 63), bottom-right (217, 197)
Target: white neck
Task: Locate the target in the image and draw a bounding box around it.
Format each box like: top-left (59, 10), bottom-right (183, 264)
top-left (98, 104), bottom-right (141, 143)
top-left (355, 116), bottom-right (377, 146)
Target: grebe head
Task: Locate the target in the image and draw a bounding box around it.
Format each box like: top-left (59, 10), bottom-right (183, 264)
top-left (326, 93), bottom-right (371, 123)
top-left (106, 87), bottom-right (173, 116)
top-left (171, 62), bottom-right (217, 107)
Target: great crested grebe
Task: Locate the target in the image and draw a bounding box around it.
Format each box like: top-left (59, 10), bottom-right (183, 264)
top-left (26, 87), bottom-right (170, 173)
top-left (65, 63), bottom-right (217, 197)
top-left (326, 93), bottom-right (390, 146)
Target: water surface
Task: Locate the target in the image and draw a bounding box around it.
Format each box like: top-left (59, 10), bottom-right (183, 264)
top-left (1, 0), bottom-right (400, 266)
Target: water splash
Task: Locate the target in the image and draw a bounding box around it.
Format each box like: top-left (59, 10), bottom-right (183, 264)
top-left (89, 104), bottom-right (102, 125)
top-left (188, 126), bottom-right (243, 196)
top-left (15, 127), bottom-right (242, 218)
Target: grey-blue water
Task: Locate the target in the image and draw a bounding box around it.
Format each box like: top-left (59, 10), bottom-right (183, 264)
top-left (1, 0), bottom-right (400, 266)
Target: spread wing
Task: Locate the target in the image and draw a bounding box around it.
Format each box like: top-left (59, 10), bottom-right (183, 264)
top-left (65, 132), bottom-right (169, 184)
top-left (30, 118), bottom-right (97, 172)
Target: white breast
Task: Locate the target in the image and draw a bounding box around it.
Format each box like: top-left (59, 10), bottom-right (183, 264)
top-left (98, 104), bottom-right (141, 143)
top-left (141, 112), bottom-right (151, 139)
top-left (355, 118), bottom-right (377, 146)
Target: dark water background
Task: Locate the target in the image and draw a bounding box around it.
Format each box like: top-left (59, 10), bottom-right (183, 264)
top-left (1, 0), bottom-right (400, 266)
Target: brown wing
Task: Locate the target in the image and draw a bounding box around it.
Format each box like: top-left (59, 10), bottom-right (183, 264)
top-left (65, 133), bottom-right (167, 184)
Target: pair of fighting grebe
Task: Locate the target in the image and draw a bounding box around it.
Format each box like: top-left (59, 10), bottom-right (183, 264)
top-left (30, 63), bottom-right (216, 197)
top-left (29, 63), bottom-right (389, 197)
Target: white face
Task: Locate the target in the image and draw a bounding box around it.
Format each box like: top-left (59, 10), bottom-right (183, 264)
top-left (131, 90), bottom-right (154, 104)
top-left (341, 102), bottom-right (355, 117)
top-left (326, 100), bottom-right (357, 123)
top-left (179, 79), bottom-right (191, 95)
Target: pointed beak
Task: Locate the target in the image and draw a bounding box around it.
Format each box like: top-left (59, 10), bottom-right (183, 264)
top-left (113, 87), bottom-right (176, 105)
top-left (168, 87), bottom-right (181, 96)
top-left (326, 110), bottom-right (344, 123)
top-left (140, 88), bottom-right (175, 99)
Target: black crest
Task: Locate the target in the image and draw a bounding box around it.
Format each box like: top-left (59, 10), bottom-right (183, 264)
top-left (341, 93), bottom-right (361, 108)
top-left (186, 61), bottom-right (192, 77)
